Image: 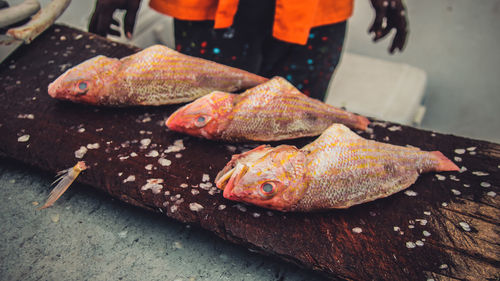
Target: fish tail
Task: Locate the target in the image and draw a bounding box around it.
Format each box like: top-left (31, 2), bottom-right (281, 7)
top-left (39, 161), bottom-right (87, 209)
top-left (431, 151), bottom-right (459, 172)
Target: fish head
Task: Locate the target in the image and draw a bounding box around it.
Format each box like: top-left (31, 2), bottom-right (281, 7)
top-left (215, 145), bottom-right (307, 211)
top-left (165, 91), bottom-right (234, 139)
top-left (48, 56), bottom-right (120, 104)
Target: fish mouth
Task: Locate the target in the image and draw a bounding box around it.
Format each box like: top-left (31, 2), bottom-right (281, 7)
top-left (215, 162), bottom-right (248, 200)
top-left (47, 81), bottom-right (59, 98)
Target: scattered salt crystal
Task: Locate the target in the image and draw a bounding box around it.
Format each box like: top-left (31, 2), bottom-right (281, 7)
top-left (170, 205), bottom-right (178, 212)
top-left (75, 146), bottom-right (88, 158)
top-left (459, 166), bottom-right (467, 173)
top-left (486, 191), bottom-right (496, 197)
top-left (142, 117), bottom-right (151, 123)
top-left (408, 225), bottom-right (415, 229)
top-left (158, 158), bottom-right (171, 166)
top-left (191, 189), bottom-right (200, 195)
top-left (202, 174), bottom-right (210, 182)
top-left (451, 189), bottom-right (461, 195)
top-left (180, 183), bottom-right (188, 188)
top-left (145, 164), bottom-right (153, 170)
top-left (252, 212), bottom-right (261, 218)
top-left (393, 226), bottom-right (400, 232)
top-left (140, 138), bottom-right (151, 147)
top-left (459, 222), bottom-right (471, 231)
top-left (164, 191), bottom-right (170, 196)
top-left (439, 264), bottom-right (448, 270)
top-left (416, 219), bottom-right (428, 226)
top-left (77, 128), bottom-right (85, 133)
top-left (189, 203), bottom-right (204, 212)
top-left (17, 114), bottom-right (34, 119)
top-left (388, 125), bottom-right (402, 131)
top-left (96, 128), bottom-right (103, 132)
top-left (415, 240), bottom-right (424, 247)
top-left (454, 156), bottom-right (462, 162)
top-left (119, 156), bottom-right (129, 161)
top-left (435, 174), bottom-right (446, 181)
top-left (463, 184), bottom-right (470, 188)
top-left (175, 153), bottom-right (182, 158)
top-left (226, 145), bottom-right (237, 152)
top-left (406, 241), bottom-right (416, 248)
top-left (352, 227), bottom-right (362, 234)
top-left (479, 182), bottom-right (491, 188)
top-left (87, 143), bottom-right (100, 149)
top-left (74, 34), bottom-right (83, 40)
top-left (466, 147), bottom-right (476, 151)
top-left (469, 151), bottom-right (476, 155)
top-left (162, 201), bottom-right (169, 207)
top-left (441, 202), bottom-right (448, 207)
top-left (423, 230), bottom-right (431, 237)
top-left (235, 204), bottom-right (247, 212)
top-left (146, 150), bottom-right (159, 157)
top-left (404, 190), bottom-right (418, 197)
top-left (123, 175), bottom-right (135, 183)
top-left (218, 205), bottom-right (226, 210)
top-left (199, 182), bottom-right (212, 190)
top-left (141, 178), bottom-right (164, 194)
top-left (472, 171), bottom-right (489, 176)
top-left (454, 149), bottom-right (465, 154)
top-left (424, 211), bottom-right (431, 216)
top-left (383, 136), bottom-right (390, 141)
top-left (449, 175), bottom-right (460, 181)
top-left (17, 134), bottom-right (30, 142)
top-left (165, 139), bottom-right (185, 153)
top-left (130, 152), bottom-right (138, 157)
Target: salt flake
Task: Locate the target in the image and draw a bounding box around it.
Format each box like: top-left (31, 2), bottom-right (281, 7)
top-left (189, 202), bottom-right (204, 212)
top-left (17, 134), bottom-right (30, 142)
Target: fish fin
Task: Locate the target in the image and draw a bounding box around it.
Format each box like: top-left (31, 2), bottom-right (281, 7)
top-left (431, 151), bottom-right (459, 172)
top-left (356, 115), bottom-right (371, 131)
top-left (39, 162), bottom-right (87, 209)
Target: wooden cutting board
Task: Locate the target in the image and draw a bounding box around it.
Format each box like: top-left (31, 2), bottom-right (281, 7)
top-left (0, 24), bottom-right (498, 280)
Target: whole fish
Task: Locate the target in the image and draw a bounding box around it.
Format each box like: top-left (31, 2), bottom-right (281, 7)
top-left (166, 77), bottom-right (370, 141)
top-left (48, 45), bottom-right (267, 106)
top-left (215, 124), bottom-right (459, 212)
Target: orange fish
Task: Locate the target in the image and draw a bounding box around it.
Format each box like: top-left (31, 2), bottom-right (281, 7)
top-left (48, 45), bottom-right (267, 106)
top-left (215, 124), bottom-right (459, 212)
top-left (166, 77), bottom-right (370, 141)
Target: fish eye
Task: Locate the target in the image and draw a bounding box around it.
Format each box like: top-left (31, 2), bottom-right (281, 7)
top-left (78, 82), bottom-right (87, 90)
top-left (260, 181), bottom-right (277, 197)
top-left (194, 115), bottom-right (210, 128)
top-left (76, 81), bottom-right (88, 95)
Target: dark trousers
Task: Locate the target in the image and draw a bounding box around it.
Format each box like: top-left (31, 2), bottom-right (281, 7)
top-left (173, 1), bottom-right (346, 101)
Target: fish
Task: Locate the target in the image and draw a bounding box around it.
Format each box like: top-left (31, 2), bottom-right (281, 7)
top-left (48, 44), bottom-right (267, 106)
top-left (4, 0), bottom-right (71, 44)
top-left (166, 76), bottom-right (370, 142)
top-left (39, 161), bottom-right (87, 209)
top-left (215, 124), bottom-right (459, 212)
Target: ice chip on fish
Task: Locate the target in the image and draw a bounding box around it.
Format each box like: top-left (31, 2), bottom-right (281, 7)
top-left (166, 77), bottom-right (370, 141)
top-left (215, 124), bottom-right (459, 212)
top-left (48, 45), bottom-right (267, 106)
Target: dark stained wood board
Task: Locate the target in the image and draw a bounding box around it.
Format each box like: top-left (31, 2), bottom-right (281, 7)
top-left (0, 24), bottom-right (498, 280)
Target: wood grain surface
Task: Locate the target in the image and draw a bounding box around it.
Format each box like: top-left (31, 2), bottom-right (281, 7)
top-left (0, 25), bottom-right (498, 280)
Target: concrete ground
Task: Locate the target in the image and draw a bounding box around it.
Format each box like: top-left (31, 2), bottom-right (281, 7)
top-left (1, 0), bottom-right (499, 280)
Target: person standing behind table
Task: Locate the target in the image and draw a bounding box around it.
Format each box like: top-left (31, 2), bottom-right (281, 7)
top-left (89, 0), bottom-right (408, 101)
